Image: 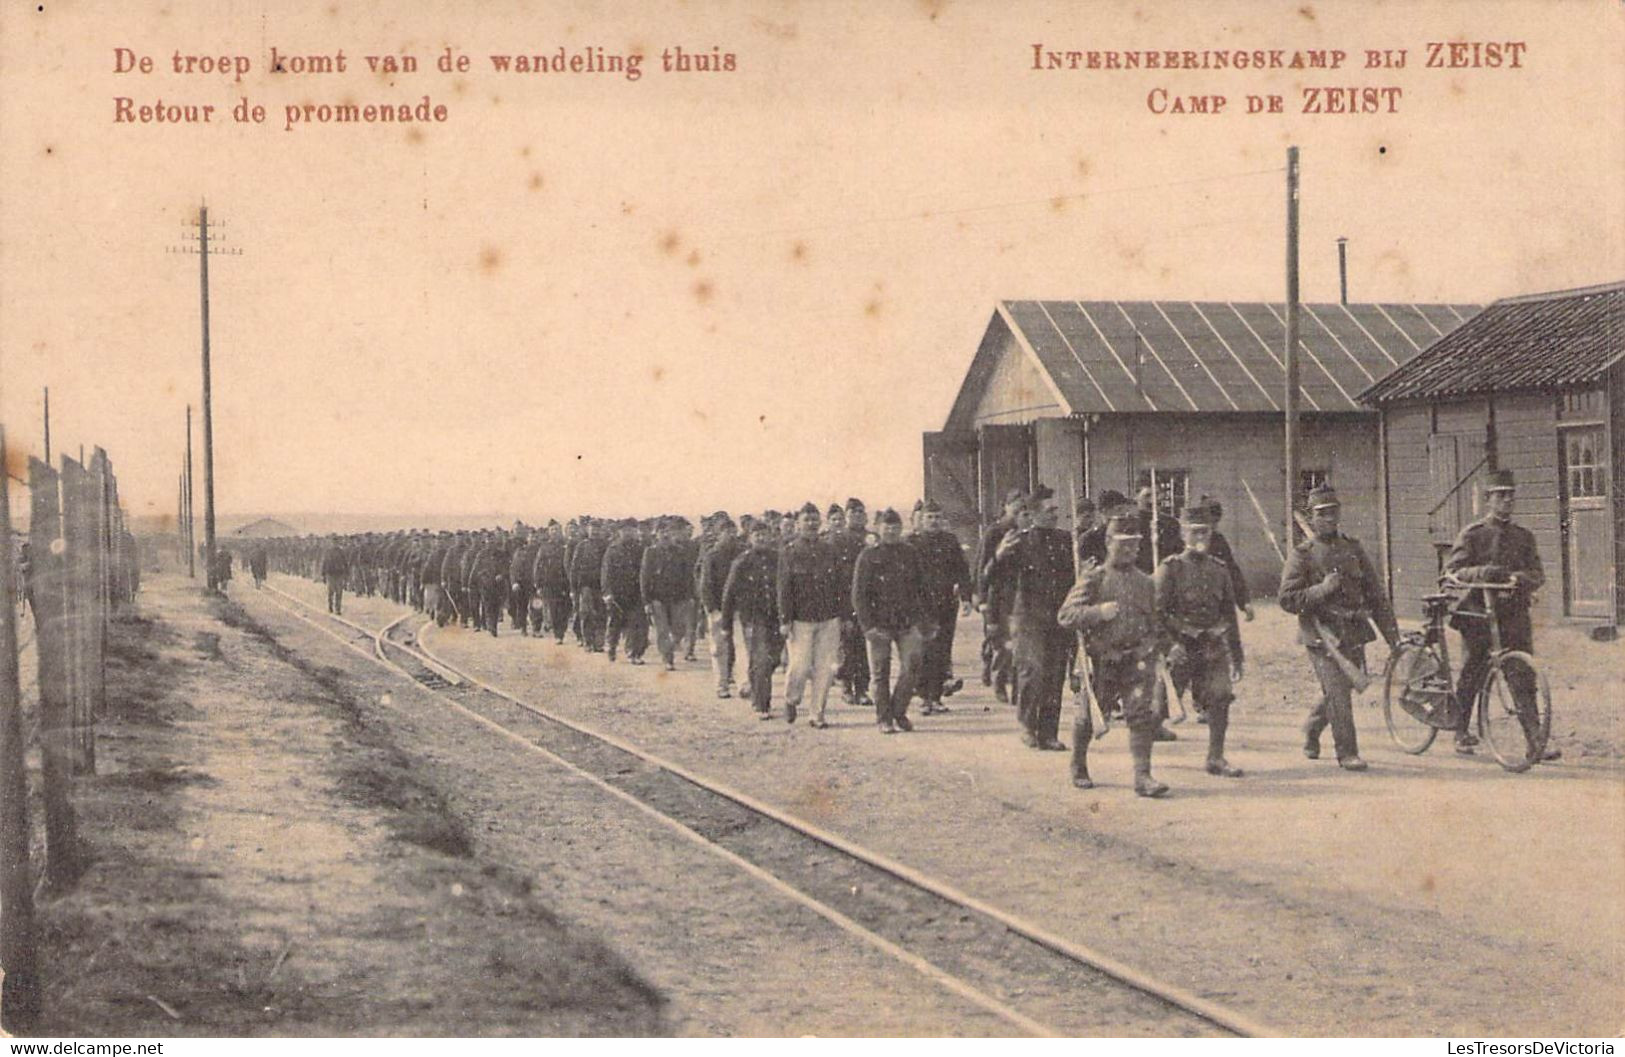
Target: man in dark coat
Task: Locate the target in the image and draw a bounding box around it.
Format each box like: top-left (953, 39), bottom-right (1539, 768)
top-left (699, 516), bottom-right (744, 697)
top-left (1278, 484), bottom-right (1398, 769)
top-left (1444, 469), bottom-right (1557, 761)
top-left (988, 486), bottom-right (1075, 750)
top-left (777, 502), bottom-right (845, 727)
top-left (722, 520), bottom-right (782, 718)
top-left (508, 530), bottom-right (540, 634)
top-left (569, 519), bottom-right (608, 652)
top-left (911, 501), bottom-right (972, 714)
top-left (853, 509), bottom-right (928, 733)
top-left (320, 538), bottom-right (350, 615)
top-left (975, 489), bottom-right (1027, 704)
top-left (1135, 485), bottom-right (1185, 575)
top-left (601, 520), bottom-right (649, 663)
top-left (533, 521), bottom-right (573, 643)
top-left (641, 517), bottom-right (695, 670)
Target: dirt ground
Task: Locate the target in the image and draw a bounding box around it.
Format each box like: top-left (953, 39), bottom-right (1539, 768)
top-left (25, 576), bottom-right (668, 1036)
top-left (256, 572), bottom-right (1625, 1037)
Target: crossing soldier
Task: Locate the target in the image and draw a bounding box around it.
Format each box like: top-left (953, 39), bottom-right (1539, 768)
top-left (1278, 484), bottom-right (1399, 770)
top-left (988, 486), bottom-right (1075, 751)
top-left (1155, 500), bottom-right (1245, 778)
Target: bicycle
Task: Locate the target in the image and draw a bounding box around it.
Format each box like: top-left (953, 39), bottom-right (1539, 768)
top-left (1381, 575), bottom-right (1553, 773)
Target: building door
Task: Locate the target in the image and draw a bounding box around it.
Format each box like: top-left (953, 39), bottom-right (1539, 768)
top-left (978, 424), bottom-right (1032, 527)
top-left (1560, 425), bottom-right (1612, 618)
top-left (922, 431), bottom-right (980, 544)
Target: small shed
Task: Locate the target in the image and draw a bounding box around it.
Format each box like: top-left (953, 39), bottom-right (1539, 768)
top-left (925, 298), bottom-right (1477, 596)
top-left (1361, 282), bottom-right (1623, 624)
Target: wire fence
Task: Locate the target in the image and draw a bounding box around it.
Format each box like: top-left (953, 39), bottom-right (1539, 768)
top-left (1, 423), bottom-right (140, 1032)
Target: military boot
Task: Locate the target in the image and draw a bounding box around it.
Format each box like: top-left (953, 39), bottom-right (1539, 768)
top-left (1204, 703), bottom-right (1244, 777)
top-left (1131, 727), bottom-right (1169, 798)
top-left (1070, 718), bottom-right (1094, 789)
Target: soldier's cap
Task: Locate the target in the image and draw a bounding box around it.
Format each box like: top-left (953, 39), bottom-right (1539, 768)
top-left (749, 519), bottom-right (775, 535)
top-left (1192, 493), bottom-right (1222, 518)
top-left (671, 516), bottom-right (691, 529)
top-left (1182, 502), bottom-right (1216, 527)
top-left (1307, 484), bottom-right (1341, 510)
top-left (762, 509), bottom-right (780, 521)
top-left (738, 513), bottom-right (756, 525)
top-left (798, 501), bottom-right (821, 517)
top-left (1074, 495), bottom-right (1096, 515)
top-left (715, 515), bottom-right (737, 530)
top-left (845, 497), bottom-right (866, 511)
top-left (1485, 469), bottom-right (1516, 493)
top-left (1031, 483), bottom-right (1055, 503)
top-left (547, 519), bottom-right (560, 528)
top-left (877, 508), bottom-right (903, 526)
top-left (912, 498), bottom-right (925, 512)
top-left (921, 499), bottom-right (942, 514)
top-left (827, 503), bottom-right (844, 518)
top-left (1106, 514), bottom-right (1141, 539)
top-left (711, 509), bottom-right (730, 521)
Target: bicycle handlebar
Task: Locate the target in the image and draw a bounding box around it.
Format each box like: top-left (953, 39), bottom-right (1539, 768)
top-left (1438, 575), bottom-right (1519, 592)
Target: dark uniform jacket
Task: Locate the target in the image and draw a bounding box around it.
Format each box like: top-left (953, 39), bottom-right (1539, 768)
top-left (829, 531), bottom-right (866, 617)
top-left (1058, 563), bottom-right (1161, 660)
top-left (852, 541), bottom-right (926, 632)
top-left (911, 530), bottom-right (972, 611)
top-left (509, 542), bottom-right (539, 590)
top-left (1155, 551), bottom-right (1243, 665)
top-left (699, 537), bottom-right (744, 612)
top-left (721, 548), bottom-right (780, 627)
top-left (974, 517), bottom-right (1014, 602)
top-left (532, 539), bottom-right (572, 595)
top-left (1444, 515), bottom-right (1544, 619)
top-left (601, 539), bottom-right (645, 604)
top-left (987, 527), bottom-right (1075, 629)
top-left (320, 545), bottom-right (350, 580)
top-left (639, 542), bottom-right (692, 604)
top-left (777, 536), bottom-right (845, 624)
top-left (569, 537), bottom-right (608, 592)
top-left (1075, 524), bottom-right (1109, 570)
top-left (1278, 531), bottom-right (1397, 650)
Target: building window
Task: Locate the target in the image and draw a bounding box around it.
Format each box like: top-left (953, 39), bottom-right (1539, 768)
top-left (1560, 390), bottom-right (1603, 420)
top-left (1565, 427), bottom-right (1607, 499)
top-left (1134, 468), bottom-right (1189, 517)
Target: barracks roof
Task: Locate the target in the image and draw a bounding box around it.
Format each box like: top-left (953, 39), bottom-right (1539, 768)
top-left (1359, 282), bottom-right (1624, 406)
top-left (948, 300), bottom-right (1478, 425)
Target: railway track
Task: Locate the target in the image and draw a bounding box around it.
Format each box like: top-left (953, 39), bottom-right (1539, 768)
top-left (258, 582), bottom-right (1281, 1038)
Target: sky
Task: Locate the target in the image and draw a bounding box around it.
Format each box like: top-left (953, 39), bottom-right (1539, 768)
top-left (2, 0), bottom-right (1622, 528)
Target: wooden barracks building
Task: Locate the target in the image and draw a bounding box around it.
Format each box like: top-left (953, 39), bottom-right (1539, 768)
top-left (923, 297), bottom-right (1479, 598)
top-left (1361, 282), bottom-right (1623, 625)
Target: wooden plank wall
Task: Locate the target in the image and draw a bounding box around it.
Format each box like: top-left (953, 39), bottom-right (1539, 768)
top-left (1033, 418), bottom-right (1085, 531)
top-left (970, 333), bottom-right (1062, 425)
top-left (1495, 393), bottom-right (1564, 623)
top-left (1613, 365), bottom-right (1625, 623)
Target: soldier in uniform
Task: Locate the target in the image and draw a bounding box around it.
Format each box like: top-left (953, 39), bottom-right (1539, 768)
top-left (853, 508), bottom-right (928, 733)
top-left (722, 519), bottom-right (782, 718)
top-left (509, 529), bottom-right (540, 634)
top-left (1135, 485), bottom-right (1185, 575)
top-left (1072, 495), bottom-right (1107, 569)
top-left (1278, 484), bottom-right (1399, 770)
top-left (1058, 513), bottom-right (1168, 796)
top-left (641, 517), bottom-right (695, 670)
top-left (988, 486), bottom-right (1075, 750)
top-left (248, 542), bottom-right (268, 589)
top-left (1156, 501), bottom-right (1245, 778)
top-left (837, 499), bottom-right (873, 705)
top-left (602, 519), bottom-right (649, 664)
top-left (569, 519), bottom-right (609, 652)
top-left (533, 521), bottom-right (573, 643)
top-left (698, 515), bottom-right (744, 697)
top-left (975, 489), bottom-right (1027, 705)
top-left (320, 537), bottom-right (350, 615)
top-left (777, 502), bottom-right (845, 727)
top-left (912, 501), bottom-right (972, 714)
top-left (1444, 469), bottom-right (1558, 761)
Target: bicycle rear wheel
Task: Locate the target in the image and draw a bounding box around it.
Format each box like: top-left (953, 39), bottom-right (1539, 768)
top-left (1479, 650), bottom-right (1551, 773)
top-left (1382, 640), bottom-right (1443, 754)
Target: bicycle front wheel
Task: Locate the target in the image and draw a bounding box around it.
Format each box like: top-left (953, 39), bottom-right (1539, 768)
top-left (1382, 640), bottom-right (1443, 755)
top-left (1479, 650), bottom-right (1552, 773)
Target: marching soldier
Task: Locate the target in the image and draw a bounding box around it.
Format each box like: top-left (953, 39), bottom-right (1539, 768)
top-left (975, 489), bottom-right (1026, 705)
top-left (320, 537), bottom-right (350, 615)
top-left (912, 500), bottom-right (972, 714)
top-left (721, 519), bottom-right (782, 718)
top-left (641, 517), bottom-right (694, 670)
top-left (777, 502), bottom-right (845, 727)
top-left (1135, 485), bottom-right (1185, 574)
top-left (1058, 513), bottom-right (1168, 796)
top-left (698, 515), bottom-right (744, 697)
top-left (533, 521), bottom-right (573, 643)
top-left (602, 519), bottom-right (649, 663)
top-left (569, 519), bottom-right (609, 652)
top-left (509, 529), bottom-right (539, 634)
top-left (852, 509), bottom-right (928, 733)
top-left (1278, 484), bottom-right (1398, 770)
top-left (1444, 469), bottom-right (1558, 761)
top-left (1155, 501), bottom-right (1245, 778)
top-left (988, 486), bottom-right (1075, 750)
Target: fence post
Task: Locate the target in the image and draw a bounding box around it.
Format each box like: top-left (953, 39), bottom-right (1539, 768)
top-left (28, 457), bottom-right (81, 888)
top-left (0, 428), bottom-right (42, 1031)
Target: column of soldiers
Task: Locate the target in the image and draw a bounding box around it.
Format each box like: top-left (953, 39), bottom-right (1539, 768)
top-left (248, 465), bottom-right (1561, 798)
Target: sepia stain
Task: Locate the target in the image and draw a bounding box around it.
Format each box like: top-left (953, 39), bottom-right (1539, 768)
top-left (1088, 801), bottom-right (1101, 814)
top-left (652, 365), bottom-right (666, 382)
top-left (685, 249), bottom-right (701, 267)
top-left (453, 79), bottom-right (468, 96)
top-left (1050, 196), bottom-right (1068, 212)
top-left (918, 0), bottom-right (946, 22)
top-left (659, 229), bottom-right (681, 255)
top-left (528, 172), bottom-right (544, 191)
top-left (44, 144), bottom-right (54, 156)
top-left (405, 126), bottom-right (424, 145)
top-left (1298, 4), bottom-right (1316, 20)
top-left (758, 414), bottom-right (767, 424)
top-left (752, 18), bottom-right (798, 40)
top-left (327, 3), bottom-right (338, 14)
top-left (479, 246), bottom-right (503, 273)
top-left (1422, 874), bottom-right (1436, 893)
top-left (692, 279), bottom-right (715, 304)
top-left (621, 201), bottom-right (637, 216)
top-left (4, 441), bottom-right (33, 481)
top-left (864, 298), bottom-right (883, 318)
top-left (789, 240), bottom-right (809, 263)
top-left (692, 409), bottom-right (709, 422)
top-left (1076, 157), bottom-right (1092, 178)
top-left (1449, 79), bottom-right (1465, 97)
top-left (520, 145), bottom-right (531, 158)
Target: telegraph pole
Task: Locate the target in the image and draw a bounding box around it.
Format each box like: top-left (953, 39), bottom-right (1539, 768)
top-left (42, 387), bottom-right (50, 466)
top-left (198, 207), bottom-right (218, 591)
top-left (1283, 147), bottom-right (1302, 548)
top-left (185, 405), bottom-right (195, 579)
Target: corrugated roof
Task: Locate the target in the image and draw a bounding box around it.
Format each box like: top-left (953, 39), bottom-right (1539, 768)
top-left (1360, 282), bottom-right (1624, 405)
top-left (993, 299), bottom-right (1477, 414)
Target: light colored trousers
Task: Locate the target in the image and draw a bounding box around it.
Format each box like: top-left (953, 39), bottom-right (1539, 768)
top-left (786, 617), bottom-right (841, 720)
top-left (648, 599), bottom-right (696, 664)
top-left (706, 609), bottom-right (735, 691)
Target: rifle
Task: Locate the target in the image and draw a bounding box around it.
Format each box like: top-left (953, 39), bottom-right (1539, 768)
top-left (1294, 508), bottom-right (1376, 693)
top-left (1157, 654), bottom-right (1188, 723)
top-left (1076, 649), bottom-right (1110, 738)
